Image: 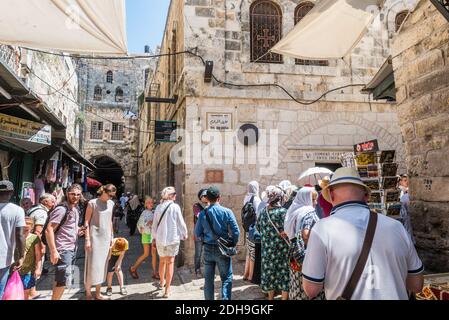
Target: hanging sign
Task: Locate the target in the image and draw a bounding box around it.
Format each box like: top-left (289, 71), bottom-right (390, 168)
top-left (0, 113), bottom-right (51, 145)
top-left (354, 139), bottom-right (379, 153)
top-left (155, 120), bottom-right (177, 143)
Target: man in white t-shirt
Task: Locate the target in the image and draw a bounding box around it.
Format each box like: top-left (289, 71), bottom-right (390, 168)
top-left (27, 193), bottom-right (56, 237)
top-left (302, 168), bottom-right (424, 300)
top-left (0, 180), bottom-right (26, 299)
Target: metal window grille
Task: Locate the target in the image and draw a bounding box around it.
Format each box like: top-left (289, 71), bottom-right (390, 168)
top-left (111, 123), bottom-right (124, 141)
top-left (250, 0), bottom-right (283, 63)
top-left (91, 121), bottom-right (103, 140)
top-left (295, 2), bottom-right (329, 66)
top-left (106, 71), bottom-right (113, 83)
top-left (94, 86), bottom-right (102, 101)
top-left (430, 0), bottom-right (449, 23)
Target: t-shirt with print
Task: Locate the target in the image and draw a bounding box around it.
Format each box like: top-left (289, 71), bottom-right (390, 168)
top-left (302, 201), bottom-right (423, 300)
top-left (0, 203), bottom-right (26, 268)
top-left (49, 204), bottom-right (79, 252)
top-left (20, 233), bottom-right (41, 275)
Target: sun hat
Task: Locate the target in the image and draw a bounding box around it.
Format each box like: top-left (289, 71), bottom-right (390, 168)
top-left (321, 167), bottom-right (371, 203)
top-left (318, 176), bottom-right (330, 189)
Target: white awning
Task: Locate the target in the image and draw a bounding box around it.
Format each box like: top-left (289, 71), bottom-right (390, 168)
top-left (0, 0), bottom-right (127, 56)
top-left (271, 0), bottom-right (384, 60)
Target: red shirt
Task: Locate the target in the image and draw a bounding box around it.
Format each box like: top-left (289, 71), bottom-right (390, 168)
top-left (318, 194), bottom-right (333, 218)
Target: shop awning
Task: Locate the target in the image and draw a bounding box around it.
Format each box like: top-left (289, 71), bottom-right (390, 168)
top-left (0, 0), bottom-right (127, 56)
top-left (62, 141), bottom-right (96, 171)
top-left (362, 56), bottom-right (396, 101)
top-left (271, 0), bottom-right (385, 60)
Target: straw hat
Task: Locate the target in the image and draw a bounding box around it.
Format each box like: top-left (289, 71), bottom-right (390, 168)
top-left (318, 176), bottom-right (330, 190)
top-left (321, 167), bottom-right (371, 203)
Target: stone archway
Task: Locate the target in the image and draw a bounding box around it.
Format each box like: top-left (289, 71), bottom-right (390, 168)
top-left (89, 155), bottom-right (125, 194)
top-left (259, 111), bottom-right (403, 186)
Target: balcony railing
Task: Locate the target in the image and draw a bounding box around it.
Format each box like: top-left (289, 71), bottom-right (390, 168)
top-left (0, 45), bottom-right (20, 74)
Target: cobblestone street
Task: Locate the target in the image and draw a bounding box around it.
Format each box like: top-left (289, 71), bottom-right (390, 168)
top-left (35, 220), bottom-right (265, 300)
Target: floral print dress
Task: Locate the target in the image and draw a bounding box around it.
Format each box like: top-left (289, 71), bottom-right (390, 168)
top-left (256, 206), bottom-right (290, 293)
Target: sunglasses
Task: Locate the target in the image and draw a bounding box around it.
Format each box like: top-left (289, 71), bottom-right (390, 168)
top-left (68, 193), bottom-right (81, 197)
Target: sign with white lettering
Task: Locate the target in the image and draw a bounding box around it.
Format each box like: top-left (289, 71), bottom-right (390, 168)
top-left (354, 139), bottom-right (379, 153)
top-left (0, 113), bottom-right (51, 145)
top-left (303, 151), bottom-right (348, 162)
top-left (207, 113), bottom-right (232, 131)
top-left (155, 120), bottom-right (177, 143)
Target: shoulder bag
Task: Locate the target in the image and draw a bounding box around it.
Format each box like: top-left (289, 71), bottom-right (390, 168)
top-left (204, 208), bottom-right (237, 258)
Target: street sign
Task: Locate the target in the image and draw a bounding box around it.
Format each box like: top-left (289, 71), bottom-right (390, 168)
top-left (354, 139), bottom-right (379, 153)
top-left (155, 120), bottom-right (177, 143)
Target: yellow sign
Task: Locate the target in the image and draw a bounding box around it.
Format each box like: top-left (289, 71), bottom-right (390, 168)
top-left (0, 113), bottom-right (51, 145)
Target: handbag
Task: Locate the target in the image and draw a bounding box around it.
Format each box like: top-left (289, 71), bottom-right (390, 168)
top-left (288, 235), bottom-right (306, 273)
top-left (336, 210), bottom-right (378, 300)
top-left (2, 271), bottom-right (24, 300)
top-left (204, 208), bottom-right (237, 258)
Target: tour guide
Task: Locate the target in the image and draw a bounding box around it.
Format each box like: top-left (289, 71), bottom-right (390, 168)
top-left (195, 186), bottom-right (240, 300)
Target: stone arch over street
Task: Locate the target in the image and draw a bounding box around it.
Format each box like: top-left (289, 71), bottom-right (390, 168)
top-left (259, 111), bottom-right (404, 186)
top-left (89, 154), bottom-right (125, 194)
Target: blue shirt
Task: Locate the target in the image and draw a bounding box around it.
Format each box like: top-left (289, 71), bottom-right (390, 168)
top-left (194, 203), bottom-right (240, 245)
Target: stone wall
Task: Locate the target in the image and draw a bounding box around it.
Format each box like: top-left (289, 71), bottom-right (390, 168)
top-left (77, 58), bottom-right (150, 194)
top-left (392, 0), bottom-right (449, 271)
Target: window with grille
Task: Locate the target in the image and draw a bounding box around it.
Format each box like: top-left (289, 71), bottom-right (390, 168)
top-left (395, 11), bottom-right (409, 32)
top-left (115, 87), bottom-right (124, 102)
top-left (111, 123), bottom-right (124, 141)
top-left (94, 85), bottom-right (102, 101)
top-left (250, 0), bottom-right (283, 63)
top-left (90, 121), bottom-right (103, 140)
top-left (107, 71), bottom-right (113, 83)
top-left (295, 2), bottom-right (329, 66)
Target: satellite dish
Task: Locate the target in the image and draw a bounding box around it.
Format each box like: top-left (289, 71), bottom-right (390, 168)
top-left (238, 124), bottom-right (259, 146)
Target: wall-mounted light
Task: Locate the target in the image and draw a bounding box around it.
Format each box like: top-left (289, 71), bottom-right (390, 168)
top-left (204, 61), bottom-right (214, 83)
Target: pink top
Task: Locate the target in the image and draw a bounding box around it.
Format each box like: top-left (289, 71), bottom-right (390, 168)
top-left (318, 194), bottom-right (333, 218)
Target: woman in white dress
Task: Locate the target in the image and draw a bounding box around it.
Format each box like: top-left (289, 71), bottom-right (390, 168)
top-left (84, 184), bottom-right (116, 300)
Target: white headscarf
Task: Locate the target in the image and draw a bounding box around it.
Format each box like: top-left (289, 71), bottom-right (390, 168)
top-left (243, 181), bottom-right (260, 205)
top-left (278, 180), bottom-right (292, 191)
top-left (284, 187), bottom-right (316, 240)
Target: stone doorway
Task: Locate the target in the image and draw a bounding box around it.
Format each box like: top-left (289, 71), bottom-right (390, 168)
top-left (90, 155), bottom-right (125, 195)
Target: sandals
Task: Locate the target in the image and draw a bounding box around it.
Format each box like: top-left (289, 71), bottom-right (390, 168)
top-left (129, 267), bottom-right (139, 279)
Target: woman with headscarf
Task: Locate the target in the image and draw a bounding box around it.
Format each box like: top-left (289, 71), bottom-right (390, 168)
top-left (284, 187), bottom-right (323, 300)
top-left (126, 195), bottom-right (143, 236)
top-left (243, 181), bottom-right (262, 283)
top-left (256, 186), bottom-right (289, 300)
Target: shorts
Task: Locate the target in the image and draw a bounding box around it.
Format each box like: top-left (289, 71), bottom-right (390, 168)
top-left (55, 250), bottom-right (75, 288)
top-left (141, 233), bottom-right (153, 244)
top-left (156, 243), bottom-right (180, 257)
top-left (20, 273), bottom-right (36, 290)
top-left (107, 255), bottom-right (120, 273)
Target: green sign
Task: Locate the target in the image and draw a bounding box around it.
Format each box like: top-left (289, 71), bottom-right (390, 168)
top-left (155, 120), bottom-right (177, 143)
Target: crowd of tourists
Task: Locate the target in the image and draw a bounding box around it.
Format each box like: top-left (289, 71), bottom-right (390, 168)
top-left (192, 168), bottom-right (423, 300)
top-left (0, 167), bottom-right (423, 300)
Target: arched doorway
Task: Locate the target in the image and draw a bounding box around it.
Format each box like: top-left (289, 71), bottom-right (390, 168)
top-left (90, 156), bottom-right (125, 194)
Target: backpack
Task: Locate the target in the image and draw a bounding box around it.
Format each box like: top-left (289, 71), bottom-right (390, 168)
top-left (241, 195), bottom-right (256, 232)
top-left (26, 205), bottom-right (44, 217)
top-left (41, 204), bottom-right (69, 246)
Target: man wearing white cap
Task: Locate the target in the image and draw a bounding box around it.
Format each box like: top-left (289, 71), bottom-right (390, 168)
top-left (0, 180), bottom-right (26, 299)
top-left (302, 167), bottom-right (424, 300)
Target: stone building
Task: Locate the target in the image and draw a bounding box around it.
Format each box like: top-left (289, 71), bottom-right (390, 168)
top-left (138, 0), bottom-right (410, 265)
top-left (391, 0), bottom-right (449, 271)
top-left (77, 57), bottom-right (150, 193)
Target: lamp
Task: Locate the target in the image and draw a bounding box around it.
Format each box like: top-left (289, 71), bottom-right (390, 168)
top-left (204, 61), bottom-right (214, 83)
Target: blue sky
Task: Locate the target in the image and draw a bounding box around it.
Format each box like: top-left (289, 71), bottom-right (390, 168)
top-left (126, 0), bottom-right (170, 53)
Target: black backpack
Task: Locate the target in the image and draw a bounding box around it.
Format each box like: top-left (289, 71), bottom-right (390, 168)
top-left (241, 195), bottom-right (256, 232)
top-left (41, 204), bottom-right (69, 246)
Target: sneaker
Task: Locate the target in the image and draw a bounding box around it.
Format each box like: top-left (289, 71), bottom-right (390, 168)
top-left (106, 287), bottom-right (112, 297)
top-left (120, 287), bottom-right (128, 296)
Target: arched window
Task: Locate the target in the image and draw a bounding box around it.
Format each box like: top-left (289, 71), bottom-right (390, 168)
top-left (294, 2), bottom-right (329, 66)
top-left (115, 87), bottom-right (124, 102)
top-left (250, 0), bottom-right (283, 63)
top-left (106, 71), bottom-right (113, 83)
top-left (94, 85), bottom-right (102, 101)
top-left (395, 10), bottom-right (409, 32)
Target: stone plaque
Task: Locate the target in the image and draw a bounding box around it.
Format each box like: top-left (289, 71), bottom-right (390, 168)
top-left (207, 113), bottom-right (232, 130)
top-left (303, 151), bottom-right (347, 162)
top-left (205, 169), bottom-right (224, 183)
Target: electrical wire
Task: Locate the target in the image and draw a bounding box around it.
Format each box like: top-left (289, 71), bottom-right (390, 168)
top-left (22, 46), bottom-right (367, 106)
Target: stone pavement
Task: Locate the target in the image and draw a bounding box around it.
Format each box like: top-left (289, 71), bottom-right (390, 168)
top-left (35, 220), bottom-right (266, 300)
